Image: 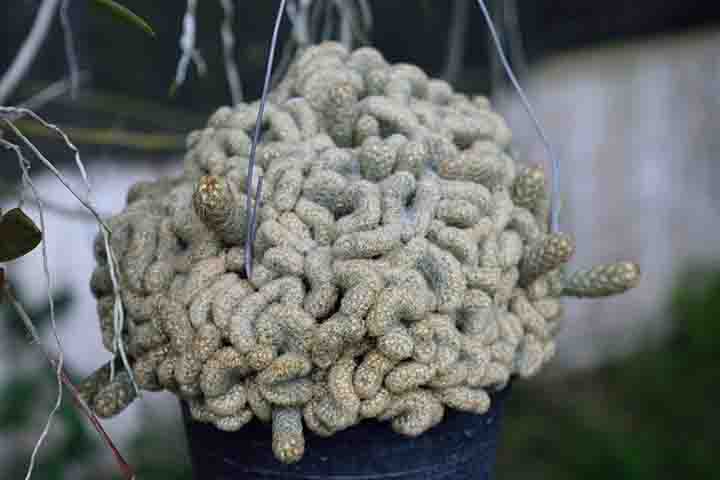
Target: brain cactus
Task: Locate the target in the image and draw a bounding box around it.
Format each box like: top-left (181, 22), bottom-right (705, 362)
top-left (81, 42), bottom-right (640, 464)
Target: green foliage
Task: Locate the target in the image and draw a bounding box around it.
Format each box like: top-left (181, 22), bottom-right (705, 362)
top-left (669, 267), bottom-right (720, 355)
top-left (89, 0), bottom-right (156, 38)
top-left (0, 286), bottom-right (193, 478)
top-left (0, 287), bottom-right (101, 480)
top-left (0, 288), bottom-right (72, 339)
top-left (3, 370), bottom-right (101, 480)
top-left (0, 377), bottom-right (38, 429)
top-left (122, 417), bottom-right (193, 480)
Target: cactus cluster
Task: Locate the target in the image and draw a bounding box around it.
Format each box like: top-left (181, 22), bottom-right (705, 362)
top-left (81, 42), bottom-right (640, 464)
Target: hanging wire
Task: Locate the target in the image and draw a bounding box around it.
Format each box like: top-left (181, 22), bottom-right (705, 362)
top-left (243, 0), bottom-right (288, 277)
top-left (474, 0), bottom-right (561, 233)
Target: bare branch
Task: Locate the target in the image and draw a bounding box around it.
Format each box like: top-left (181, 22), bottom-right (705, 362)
top-left (24, 192), bottom-right (110, 221)
top-left (356, 0), bottom-right (372, 31)
top-left (0, 136), bottom-right (63, 480)
top-left (6, 72), bottom-right (90, 117)
top-left (219, 0), bottom-right (244, 104)
top-left (0, 176), bottom-right (108, 220)
top-left (1, 279), bottom-right (135, 480)
top-left (2, 110), bottom-right (97, 209)
top-left (269, 37), bottom-right (298, 89)
top-left (286, 0), bottom-right (312, 45)
top-left (0, 0), bottom-right (62, 104)
top-left (0, 112), bottom-right (138, 396)
top-left (60, 0), bottom-right (80, 99)
top-left (442, 0), bottom-right (470, 83)
top-left (271, 0), bottom-right (310, 87)
top-left (334, 0), bottom-right (353, 48)
top-left (172, 0), bottom-right (206, 94)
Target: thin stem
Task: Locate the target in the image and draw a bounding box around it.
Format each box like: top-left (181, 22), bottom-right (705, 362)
top-left (0, 0), bottom-right (62, 104)
top-left (287, 0), bottom-right (312, 45)
top-left (443, 0), bottom-right (470, 83)
top-left (0, 136), bottom-right (63, 480)
top-left (334, 0), bottom-right (353, 48)
top-left (173, 0), bottom-right (205, 94)
top-left (17, 72), bottom-right (90, 113)
top-left (1, 282), bottom-right (135, 480)
top-left (356, 0), bottom-right (373, 31)
top-left (219, 0), bottom-right (244, 104)
top-left (1, 114), bottom-right (108, 231)
top-left (1, 111), bottom-right (137, 394)
top-left (59, 0), bottom-right (80, 99)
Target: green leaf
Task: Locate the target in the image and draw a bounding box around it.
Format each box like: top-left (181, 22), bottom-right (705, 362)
top-left (89, 0), bottom-right (156, 38)
top-left (0, 208), bottom-right (42, 262)
top-left (168, 81), bottom-right (180, 98)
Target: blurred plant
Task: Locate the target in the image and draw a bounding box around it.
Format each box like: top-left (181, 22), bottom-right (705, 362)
top-left (0, 287), bottom-right (95, 480)
top-left (90, 0), bottom-right (156, 38)
top-left (1, 107), bottom-right (134, 479)
top-left (0, 286), bottom-right (193, 479)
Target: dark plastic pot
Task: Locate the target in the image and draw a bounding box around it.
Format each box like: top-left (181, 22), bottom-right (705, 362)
top-left (182, 386), bottom-right (510, 480)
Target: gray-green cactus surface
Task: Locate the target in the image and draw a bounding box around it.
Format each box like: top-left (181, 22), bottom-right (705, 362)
top-left (82, 42), bottom-right (640, 464)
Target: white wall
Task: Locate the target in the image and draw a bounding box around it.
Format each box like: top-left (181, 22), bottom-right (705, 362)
top-left (498, 27), bottom-right (720, 371)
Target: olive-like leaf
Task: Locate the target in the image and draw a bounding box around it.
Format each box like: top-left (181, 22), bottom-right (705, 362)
top-left (90, 0), bottom-right (156, 37)
top-left (0, 208), bottom-right (43, 262)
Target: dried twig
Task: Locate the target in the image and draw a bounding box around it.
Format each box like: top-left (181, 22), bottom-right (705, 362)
top-left (0, 178), bottom-right (109, 220)
top-left (1, 113), bottom-right (102, 227)
top-left (0, 136), bottom-right (63, 480)
top-left (172, 0), bottom-right (207, 95)
top-left (1, 280), bottom-right (135, 480)
top-left (334, 0), bottom-right (353, 48)
top-left (0, 0), bottom-right (62, 104)
top-left (1, 111), bottom-right (137, 392)
top-left (59, 0), bottom-right (81, 99)
top-left (218, 0), bottom-right (243, 104)
top-left (270, 0), bottom-right (310, 87)
top-left (17, 72), bottom-right (91, 113)
top-left (442, 0), bottom-right (470, 83)
top-left (287, 0), bottom-right (313, 45)
top-left (1, 110), bottom-right (138, 478)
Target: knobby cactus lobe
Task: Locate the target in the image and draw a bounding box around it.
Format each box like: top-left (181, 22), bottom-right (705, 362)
top-left (83, 42), bottom-right (640, 464)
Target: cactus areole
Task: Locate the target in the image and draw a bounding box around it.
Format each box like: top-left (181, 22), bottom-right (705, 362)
top-left (82, 43), bottom-right (640, 473)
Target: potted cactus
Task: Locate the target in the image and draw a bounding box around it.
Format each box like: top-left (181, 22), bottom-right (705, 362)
top-left (79, 43), bottom-right (640, 479)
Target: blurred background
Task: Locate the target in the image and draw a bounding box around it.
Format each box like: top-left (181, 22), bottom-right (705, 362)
top-left (1, 0), bottom-right (719, 478)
